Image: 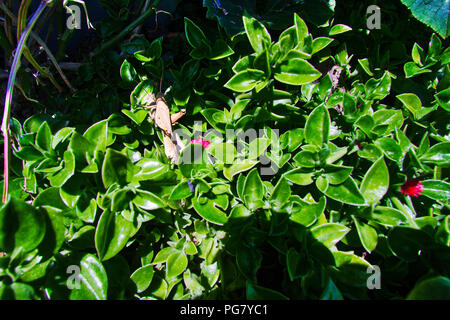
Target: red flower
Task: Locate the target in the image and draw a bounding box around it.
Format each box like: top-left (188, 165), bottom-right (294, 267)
top-left (190, 137), bottom-right (210, 148)
top-left (401, 179), bottom-right (423, 197)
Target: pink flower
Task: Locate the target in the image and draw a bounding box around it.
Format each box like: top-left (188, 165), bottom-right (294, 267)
top-left (401, 179), bottom-right (424, 197)
top-left (190, 137), bottom-right (210, 148)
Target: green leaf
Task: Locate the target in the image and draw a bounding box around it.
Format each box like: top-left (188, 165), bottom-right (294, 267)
top-left (404, 62), bottom-right (431, 78)
top-left (274, 59), bottom-right (321, 85)
top-left (166, 251), bottom-right (188, 279)
top-left (133, 159), bottom-right (169, 181)
top-left (243, 168), bottom-right (264, 210)
top-left (421, 180), bottom-right (450, 201)
top-left (184, 17), bottom-right (210, 49)
top-left (407, 276), bottom-right (450, 300)
top-left (419, 142), bottom-right (450, 167)
top-left (294, 13), bottom-right (308, 45)
top-left (243, 16), bottom-right (271, 53)
top-left (435, 87), bottom-right (450, 111)
top-left (283, 168), bottom-right (314, 186)
top-left (305, 105), bottom-right (330, 146)
top-left (35, 122), bottom-right (52, 152)
top-left (323, 165), bottom-right (353, 185)
top-left (375, 138), bottom-right (403, 164)
top-left (357, 58), bottom-right (374, 76)
top-left (312, 37), bottom-right (334, 54)
top-left (83, 120), bottom-right (108, 153)
top-left (223, 159), bottom-right (258, 181)
top-left (69, 254), bottom-right (108, 300)
top-left (133, 190), bottom-right (165, 211)
top-left (0, 198), bottom-right (46, 254)
top-left (400, 1), bottom-right (449, 38)
top-left (208, 142), bottom-right (237, 164)
top-left (224, 69), bottom-right (265, 92)
top-left (371, 206), bottom-right (414, 227)
top-left (352, 216), bottom-right (378, 253)
top-left (360, 157), bottom-right (389, 205)
top-left (95, 209), bottom-right (139, 261)
top-left (131, 264), bottom-right (154, 293)
top-left (322, 177), bottom-right (366, 205)
top-left (102, 149), bottom-right (134, 189)
top-left (192, 195), bottom-right (228, 225)
top-left (329, 24), bottom-right (352, 36)
top-left (269, 177), bottom-right (291, 211)
top-left (49, 150), bottom-right (76, 187)
top-left (290, 196), bottom-right (326, 227)
top-left (365, 72), bottom-right (391, 100)
top-left (169, 181), bottom-right (193, 200)
top-left (396, 93), bottom-right (422, 119)
top-left (311, 223), bottom-right (350, 248)
top-left (412, 43), bottom-right (424, 66)
top-left (248, 138), bottom-right (270, 160)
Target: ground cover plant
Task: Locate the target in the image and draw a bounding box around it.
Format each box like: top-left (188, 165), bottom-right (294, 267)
top-left (0, 0), bottom-right (449, 300)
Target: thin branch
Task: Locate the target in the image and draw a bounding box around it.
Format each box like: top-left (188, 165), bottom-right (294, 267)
top-left (0, 3), bottom-right (75, 92)
top-left (2, 1), bottom-right (49, 203)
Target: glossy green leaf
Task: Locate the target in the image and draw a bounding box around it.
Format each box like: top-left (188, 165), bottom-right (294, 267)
top-left (421, 180), bottom-right (450, 201)
top-left (192, 195), bottom-right (228, 225)
top-left (166, 251), bottom-right (188, 279)
top-left (419, 142), bottom-right (450, 167)
top-left (184, 17), bottom-right (210, 49)
top-left (102, 149), bottom-right (133, 189)
top-left (35, 122), bottom-right (52, 152)
top-left (130, 264), bottom-right (154, 293)
top-left (224, 69), bottom-right (265, 92)
top-left (397, 93), bottom-right (422, 119)
top-left (290, 196), bottom-right (326, 227)
top-left (322, 177), bottom-right (366, 205)
top-left (69, 254), bottom-right (108, 300)
top-left (275, 58), bottom-right (321, 85)
top-left (0, 198), bottom-right (46, 254)
top-left (352, 216), bottom-right (378, 252)
top-left (95, 209), bottom-right (139, 261)
top-left (269, 177), bottom-right (291, 211)
top-left (243, 16), bottom-right (271, 53)
top-left (400, 1), bottom-right (449, 38)
top-left (323, 165), bottom-right (353, 185)
top-left (360, 157), bottom-right (389, 205)
top-left (311, 223), bottom-right (350, 248)
top-left (329, 24), bottom-right (352, 35)
top-left (223, 159), bottom-right (258, 181)
top-left (248, 138), bottom-right (270, 160)
top-left (243, 168), bottom-right (264, 210)
top-left (284, 168), bottom-right (314, 186)
top-left (305, 105), bottom-right (330, 146)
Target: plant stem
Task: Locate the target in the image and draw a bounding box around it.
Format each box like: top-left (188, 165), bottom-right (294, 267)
top-left (92, 0), bottom-right (161, 57)
top-left (2, 1), bottom-right (49, 203)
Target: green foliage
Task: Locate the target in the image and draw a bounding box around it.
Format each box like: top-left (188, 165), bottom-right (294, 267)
top-left (0, 0), bottom-right (449, 301)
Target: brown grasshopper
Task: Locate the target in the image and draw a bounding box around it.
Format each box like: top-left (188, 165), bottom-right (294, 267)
top-left (143, 80), bottom-right (185, 163)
